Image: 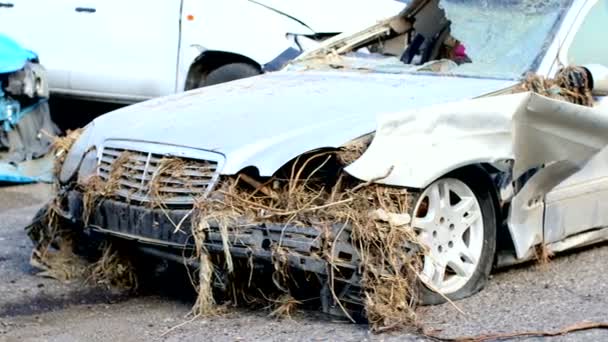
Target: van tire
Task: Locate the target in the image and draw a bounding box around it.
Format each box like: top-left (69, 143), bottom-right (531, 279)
top-left (201, 63), bottom-right (261, 87)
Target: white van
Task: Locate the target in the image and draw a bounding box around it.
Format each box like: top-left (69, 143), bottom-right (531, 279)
top-left (0, 0), bottom-right (403, 103)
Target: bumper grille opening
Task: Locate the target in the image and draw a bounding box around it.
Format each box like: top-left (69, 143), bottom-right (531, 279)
top-left (98, 146), bottom-right (220, 206)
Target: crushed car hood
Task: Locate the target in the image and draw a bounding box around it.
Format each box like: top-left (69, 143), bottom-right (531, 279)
top-left (90, 71), bottom-right (516, 175)
top-left (249, 0), bottom-right (405, 33)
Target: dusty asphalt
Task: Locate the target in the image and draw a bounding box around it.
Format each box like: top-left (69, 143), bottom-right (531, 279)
top-left (1, 183), bottom-right (608, 342)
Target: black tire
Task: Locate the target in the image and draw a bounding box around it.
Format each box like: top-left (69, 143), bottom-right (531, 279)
top-left (418, 168), bottom-right (497, 305)
top-left (201, 63), bottom-right (261, 87)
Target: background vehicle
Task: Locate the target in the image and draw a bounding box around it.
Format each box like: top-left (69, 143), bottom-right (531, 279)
top-left (0, 0), bottom-right (403, 103)
top-left (0, 34), bottom-right (58, 182)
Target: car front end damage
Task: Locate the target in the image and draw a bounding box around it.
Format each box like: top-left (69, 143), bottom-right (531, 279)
top-left (30, 65), bottom-right (608, 328)
top-left (32, 136), bottom-right (425, 327)
top-left (26, 0), bottom-right (608, 330)
top-left (0, 34), bottom-right (59, 183)
top-left (28, 65), bottom-right (608, 329)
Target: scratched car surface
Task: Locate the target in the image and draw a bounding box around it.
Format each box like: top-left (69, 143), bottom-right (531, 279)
top-left (34, 0), bottom-right (608, 310)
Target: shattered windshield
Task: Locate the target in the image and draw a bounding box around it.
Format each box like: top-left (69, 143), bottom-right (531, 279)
top-left (296, 0), bottom-right (573, 79)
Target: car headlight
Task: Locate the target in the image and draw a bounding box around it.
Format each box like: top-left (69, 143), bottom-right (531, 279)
top-left (77, 147), bottom-right (98, 184)
top-left (59, 125), bottom-right (94, 183)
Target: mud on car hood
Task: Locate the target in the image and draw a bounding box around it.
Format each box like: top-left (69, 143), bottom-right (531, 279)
top-left (87, 71), bottom-right (515, 176)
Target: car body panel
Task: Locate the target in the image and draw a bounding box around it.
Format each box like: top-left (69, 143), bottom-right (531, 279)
top-left (544, 150), bottom-right (608, 244)
top-left (345, 93), bottom-right (526, 189)
top-left (0, 0), bottom-right (74, 88)
top-left (349, 90), bottom-right (608, 260)
top-left (85, 71), bottom-right (515, 176)
top-left (66, 0), bottom-right (182, 99)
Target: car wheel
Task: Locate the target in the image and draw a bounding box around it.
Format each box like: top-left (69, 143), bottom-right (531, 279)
top-left (201, 63), bottom-right (261, 87)
top-left (412, 172), bottom-right (497, 305)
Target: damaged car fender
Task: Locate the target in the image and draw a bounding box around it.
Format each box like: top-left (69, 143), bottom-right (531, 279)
top-left (510, 91), bottom-right (608, 258)
top-left (348, 90), bottom-right (608, 260)
top-left (345, 92), bottom-right (529, 189)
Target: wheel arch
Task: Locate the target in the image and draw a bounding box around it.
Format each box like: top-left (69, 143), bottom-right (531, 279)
top-left (185, 50), bottom-right (262, 90)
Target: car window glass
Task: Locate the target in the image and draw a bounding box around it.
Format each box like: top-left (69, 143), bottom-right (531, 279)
top-left (568, 0), bottom-right (608, 66)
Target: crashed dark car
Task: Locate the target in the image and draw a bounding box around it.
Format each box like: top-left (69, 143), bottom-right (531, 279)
top-left (28, 0), bottom-right (608, 324)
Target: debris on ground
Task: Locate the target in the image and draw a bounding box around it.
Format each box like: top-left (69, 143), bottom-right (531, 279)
top-left (88, 243), bottom-right (139, 291)
top-left (424, 321), bottom-right (608, 342)
top-left (25, 199), bottom-right (89, 282)
top-left (185, 145), bottom-right (423, 330)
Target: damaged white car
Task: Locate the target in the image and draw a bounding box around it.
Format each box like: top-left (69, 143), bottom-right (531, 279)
top-left (29, 0), bottom-right (608, 322)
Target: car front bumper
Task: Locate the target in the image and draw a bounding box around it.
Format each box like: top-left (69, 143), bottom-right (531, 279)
top-left (63, 190), bottom-right (365, 316)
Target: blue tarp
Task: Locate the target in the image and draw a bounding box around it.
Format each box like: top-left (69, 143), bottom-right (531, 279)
top-left (0, 33), bottom-right (37, 74)
top-left (0, 153), bottom-right (54, 183)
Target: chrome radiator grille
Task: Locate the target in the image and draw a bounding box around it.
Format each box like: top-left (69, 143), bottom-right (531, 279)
top-left (98, 146), bottom-right (221, 206)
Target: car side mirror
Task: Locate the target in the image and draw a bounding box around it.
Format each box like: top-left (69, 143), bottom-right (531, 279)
top-left (584, 64), bottom-right (608, 96)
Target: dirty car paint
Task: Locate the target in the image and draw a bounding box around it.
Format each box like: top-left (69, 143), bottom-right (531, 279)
top-left (86, 71), bottom-right (516, 176)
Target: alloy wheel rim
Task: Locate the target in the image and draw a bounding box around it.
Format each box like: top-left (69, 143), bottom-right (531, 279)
top-left (412, 178), bottom-right (485, 295)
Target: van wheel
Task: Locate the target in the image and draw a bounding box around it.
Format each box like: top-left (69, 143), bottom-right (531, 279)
top-left (412, 171), bottom-right (497, 305)
top-left (201, 63), bottom-right (261, 87)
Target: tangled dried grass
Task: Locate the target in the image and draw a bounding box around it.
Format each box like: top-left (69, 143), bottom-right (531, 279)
top-left (29, 230), bottom-right (89, 282)
top-left (27, 200), bottom-right (138, 290)
top-left (26, 193), bottom-right (90, 282)
top-left (522, 66), bottom-right (594, 106)
top-left (80, 152), bottom-right (132, 224)
top-left (190, 149), bottom-right (423, 331)
top-left (268, 294), bottom-right (302, 319)
top-left (41, 131), bottom-right (424, 331)
top-left (88, 243), bottom-right (139, 290)
top-left (29, 134), bottom-right (143, 293)
top-left (50, 129), bottom-right (82, 176)
top-left (337, 134), bottom-right (374, 166)
top-left (534, 244), bottom-right (554, 270)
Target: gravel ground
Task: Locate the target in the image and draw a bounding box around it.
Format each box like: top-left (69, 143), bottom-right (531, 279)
top-left (1, 183), bottom-right (608, 342)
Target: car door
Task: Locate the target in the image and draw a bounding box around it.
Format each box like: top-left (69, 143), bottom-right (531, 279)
top-left (0, 0), bottom-right (74, 89)
top-left (68, 0), bottom-right (181, 101)
top-left (543, 0), bottom-right (608, 244)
